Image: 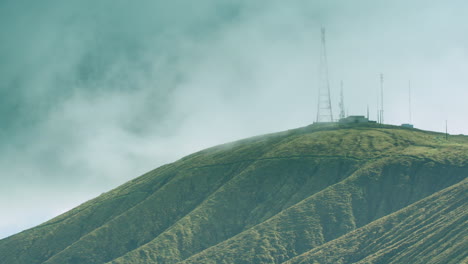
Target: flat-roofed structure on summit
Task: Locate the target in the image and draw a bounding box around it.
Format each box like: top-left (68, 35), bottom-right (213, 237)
top-left (339, 115), bottom-right (369, 124)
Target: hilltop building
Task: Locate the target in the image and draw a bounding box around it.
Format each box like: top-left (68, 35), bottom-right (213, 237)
top-left (401, 123), bottom-right (414, 128)
top-left (339, 115), bottom-right (376, 124)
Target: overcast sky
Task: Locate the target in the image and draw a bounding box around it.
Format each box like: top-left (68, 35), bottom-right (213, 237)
top-left (1, 0), bottom-right (467, 239)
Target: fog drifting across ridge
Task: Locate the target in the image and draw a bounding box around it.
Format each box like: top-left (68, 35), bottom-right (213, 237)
top-left (1, 0), bottom-right (467, 238)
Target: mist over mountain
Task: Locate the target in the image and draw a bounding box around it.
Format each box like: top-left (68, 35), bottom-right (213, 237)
top-left (1, 0), bottom-right (468, 239)
top-left (1, 124), bottom-right (466, 263)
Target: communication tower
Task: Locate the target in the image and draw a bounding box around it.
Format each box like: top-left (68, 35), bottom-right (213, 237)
top-left (316, 27), bottom-right (334, 122)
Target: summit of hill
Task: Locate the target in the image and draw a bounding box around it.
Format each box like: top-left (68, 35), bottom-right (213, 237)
top-left (1, 123), bottom-right (466, 264)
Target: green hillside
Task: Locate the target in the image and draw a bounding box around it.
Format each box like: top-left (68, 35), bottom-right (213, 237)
top-left (0, 123), bottom-right (466, 264)
top-left (285, 178), bottom-right (467, 264)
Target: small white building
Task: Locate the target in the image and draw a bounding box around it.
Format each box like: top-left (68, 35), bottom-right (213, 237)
top-left (339, 115), bottom-right (369, 124)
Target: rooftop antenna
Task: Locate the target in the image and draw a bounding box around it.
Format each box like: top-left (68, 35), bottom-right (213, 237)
top-left (380, 73), bottom-right (384, 124)
top-left (339, 81), bottom-right (345, 120)
top-left (408, 80), bottom-right (412, 124)
top-left (316, 27), bottom-right (333, 123)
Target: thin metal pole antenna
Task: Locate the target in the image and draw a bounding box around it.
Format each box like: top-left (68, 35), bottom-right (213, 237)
top-left (380, 73), bottom-right (384, 124)
top-left (446, 120), bottom-right (448, 140)
top-left (376, 86), bottom-right (380, 123)
top-left (339, 81), bottom-right (345, 120)
top-left (409, 80), bottom-right (412, 124)
top-left (316, 27), bottom-right (333, 123)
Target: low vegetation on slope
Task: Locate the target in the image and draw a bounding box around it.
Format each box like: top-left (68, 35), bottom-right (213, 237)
top-left (286, 178), bottom-right (468, 264)
top-left (0, 123), bottom-right (466, 264)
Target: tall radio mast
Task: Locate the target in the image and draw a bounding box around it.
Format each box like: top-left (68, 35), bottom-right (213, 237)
top-left (316, 27), bottom-right (333, 123)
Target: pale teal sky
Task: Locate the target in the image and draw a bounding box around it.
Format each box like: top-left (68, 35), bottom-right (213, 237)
top-left (1, 0), bottom-right (467, 238)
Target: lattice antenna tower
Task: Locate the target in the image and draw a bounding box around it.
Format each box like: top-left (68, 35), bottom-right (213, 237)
top-left (339, 81), bottom-right (345, 120)
top-left (316, 27), bottom-right (334, 122)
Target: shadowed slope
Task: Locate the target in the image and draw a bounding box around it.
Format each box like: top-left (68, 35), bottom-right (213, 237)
top-left (0, 124), bottom-right (466, 264)
top-left (286, 178), bottom-right (468, 264)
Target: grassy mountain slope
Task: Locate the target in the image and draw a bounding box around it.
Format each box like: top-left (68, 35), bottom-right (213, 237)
top-left (286, 178), bottom-right (468, 264)
top-left (0, 123), bottom-right (466, 264)
top-left (179, 153), bottom-right (466, 264)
